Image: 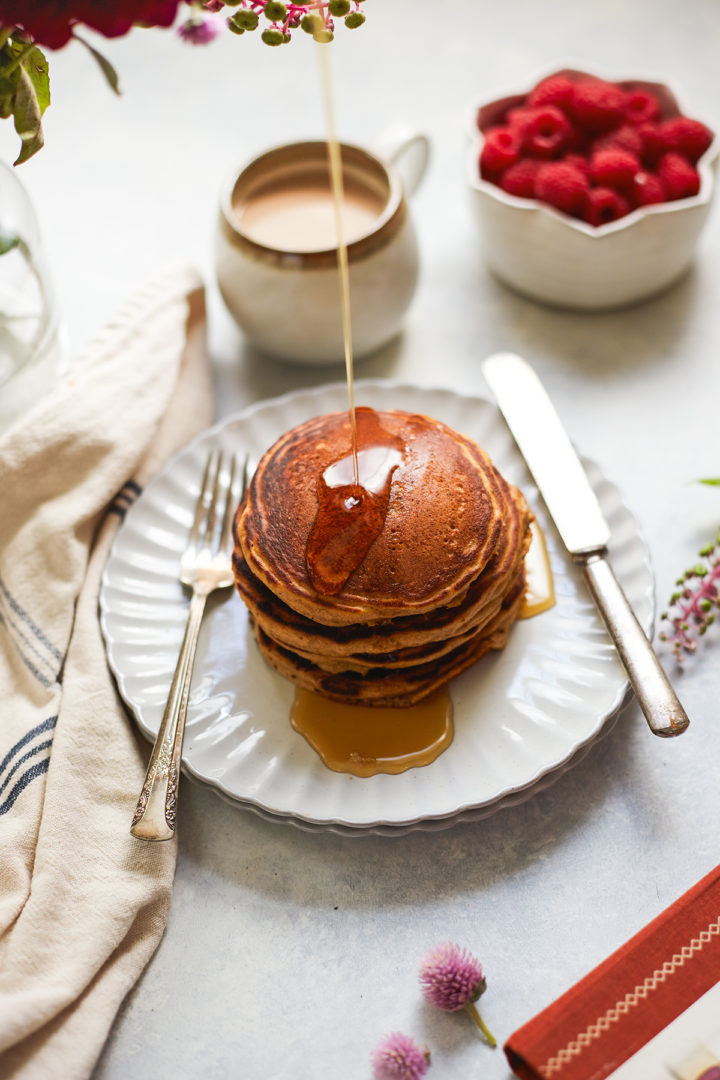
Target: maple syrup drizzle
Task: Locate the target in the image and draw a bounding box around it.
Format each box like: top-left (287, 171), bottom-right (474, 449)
top-left (306, 408), bottom-right (404, 595)
top-left (295, 47), bottom-right (551, 779)
top-left (291, 687), bottom-right (454, 777)
top-left (288, 48), bottom-right (454, 778)
top-left (317, 41), bottom-right (358, 483)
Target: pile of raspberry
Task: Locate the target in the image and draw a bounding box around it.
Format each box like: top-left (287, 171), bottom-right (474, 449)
top-left (479, 73), bottom-right (714, 227)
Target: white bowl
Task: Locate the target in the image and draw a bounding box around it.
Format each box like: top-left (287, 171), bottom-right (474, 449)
top-left (466, 68), bottom-right (718, 310)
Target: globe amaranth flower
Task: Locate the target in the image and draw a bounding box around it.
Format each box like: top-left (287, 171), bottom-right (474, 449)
top-left (0, 0), bottom-right (181, 50)
top-left (371, 1032), bottom-right (430, 1080)
top-left (419, 942), bottom-right (497, 1047)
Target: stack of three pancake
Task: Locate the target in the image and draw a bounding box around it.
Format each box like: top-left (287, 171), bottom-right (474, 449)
top-left (233, 408), bottom-right (533, 707)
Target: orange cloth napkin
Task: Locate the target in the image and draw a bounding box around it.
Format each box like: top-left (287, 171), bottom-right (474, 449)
top-left (505, 864), bottom-right (720, 1080)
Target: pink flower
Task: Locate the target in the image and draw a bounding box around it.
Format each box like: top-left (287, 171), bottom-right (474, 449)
top-left (419, 942), bottom-right (484, 1011)
top-left (371, 1032), bottom-right (430, 1080)
top-left (419, 943), bottom-right (496, 1047)
top-left (177, 14), bottom-right (221, 43)
top-left (660, 524), bottom-right (720, 662)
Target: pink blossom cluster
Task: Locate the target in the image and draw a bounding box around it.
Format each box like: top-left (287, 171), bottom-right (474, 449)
top-left (660, 529), bottom-right (720, 660)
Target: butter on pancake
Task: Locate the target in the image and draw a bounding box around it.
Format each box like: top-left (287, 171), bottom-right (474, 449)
top-left (233, 408), bottom-right (533, 707)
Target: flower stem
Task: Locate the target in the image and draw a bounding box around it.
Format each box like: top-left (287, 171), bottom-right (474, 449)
top-left (2, 40), bottom-right (34, 77)
top-left (464, 1000), bottom-right (497, 1047)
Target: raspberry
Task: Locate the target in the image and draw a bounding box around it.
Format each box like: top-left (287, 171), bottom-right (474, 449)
top-left (499, 158), bottom-right (541, 198)
top-left (535, 162), bottom-right (588, 216)
top-left (571, 79), bottom-right (627, 133)
top-left (584, 187), bottom-right (632, 227)
top-left (528, 74), bottom-right (575, 110)
top-left (659, 117), bottom-right (714, 162)
top-left (595, 124), bottom-right (644, 157)
top-left (566, 131), bottom-right (591, 155)
top-left (637, 122), bottom-right (665, 165)
top-left (623, 88), bottom-right (661, 125)
top-left (630, 170), bottom-right (666, 206)
top-left (658, 152), bottom-right (701, 199)
top-left (522, 105), bottom-right (573, 158)
top-left (589, 147), bottom-right (641, 190)
top-left (563, 153), bottom-right (590, 176)
top-left (480, 126), bottom-right (521, 177)
top-left (505, 106), bottom-right (540, 137)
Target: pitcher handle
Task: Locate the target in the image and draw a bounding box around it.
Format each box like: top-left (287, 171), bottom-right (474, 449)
top-left (373, 127), bottom-right (430, 197)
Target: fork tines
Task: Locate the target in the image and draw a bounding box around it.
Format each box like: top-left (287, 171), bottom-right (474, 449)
top-left (190, 450), bottom-right (247, 555)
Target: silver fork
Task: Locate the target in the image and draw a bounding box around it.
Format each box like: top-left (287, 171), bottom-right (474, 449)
top-left (131, 450), bottom-right (246, 842)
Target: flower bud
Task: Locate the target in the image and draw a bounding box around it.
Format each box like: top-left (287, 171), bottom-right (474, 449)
top-left (231, 8), bottom-right (258, 28)
top-left (263, 1), bottom-right (287, 20)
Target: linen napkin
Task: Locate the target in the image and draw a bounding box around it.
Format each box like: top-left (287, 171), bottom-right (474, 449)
top-left (0, 265), bottom-right (214, 1080)
top-left (505, 864), bottom-right (720, 1080)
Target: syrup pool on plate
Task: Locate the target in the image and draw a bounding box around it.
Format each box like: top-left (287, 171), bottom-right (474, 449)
top-left (291, 688), bottom-right (454, 778)
top-left (519, 522), bottom-right (556, 619)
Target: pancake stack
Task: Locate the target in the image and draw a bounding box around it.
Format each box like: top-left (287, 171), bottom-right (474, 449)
top-left (233, 408), bottom-right (533, 707)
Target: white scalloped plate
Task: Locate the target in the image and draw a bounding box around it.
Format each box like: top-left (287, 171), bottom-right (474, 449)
top-left (100, 381), bottom-right (654, 833)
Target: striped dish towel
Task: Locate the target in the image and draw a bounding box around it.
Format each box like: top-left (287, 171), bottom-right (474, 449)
top-left (505, 864), bottom-right (720, 1080)
top-left (0, 266), bottom-right (213, 1080)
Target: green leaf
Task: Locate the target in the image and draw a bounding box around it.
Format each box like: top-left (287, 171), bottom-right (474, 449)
top-left (73, 33), bottom-right (121, 95)
top-left (0, 231), bottom-right (20, 255)
top-left (0, 40), bottom-right (49, 162)
top-left (699, 478), bottom-right (720, 486)
top-left (12, 64), bottom-right (44, 164)
top-left (24, 46), bottom-right (50, 115)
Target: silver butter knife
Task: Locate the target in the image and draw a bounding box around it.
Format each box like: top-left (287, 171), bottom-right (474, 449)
top-left (482, 351), bottom-right (689, 738)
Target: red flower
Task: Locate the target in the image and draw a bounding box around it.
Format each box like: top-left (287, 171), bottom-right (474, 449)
top-left (0, 0), bottom-right (181, 49)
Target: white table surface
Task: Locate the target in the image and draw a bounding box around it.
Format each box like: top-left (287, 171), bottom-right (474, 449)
top-left (5, 1), bottom-right (720, 1076)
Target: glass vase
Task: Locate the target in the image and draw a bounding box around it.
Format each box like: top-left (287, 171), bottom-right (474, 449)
top-left (0, 159), bottom-right (62, 435)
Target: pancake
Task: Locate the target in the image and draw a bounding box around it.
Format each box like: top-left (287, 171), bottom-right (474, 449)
top-left (251, 569), bottom-right (527, 707)
top-left (237, 408), bottom-right (508, 624)
top-left (233, 407), bottom-right (533, 706)
top-left (232, 470), bottom-right (529, 656)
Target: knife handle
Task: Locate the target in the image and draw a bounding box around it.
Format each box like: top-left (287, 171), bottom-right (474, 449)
top-left (581, 555), bottom-right (689, 737)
